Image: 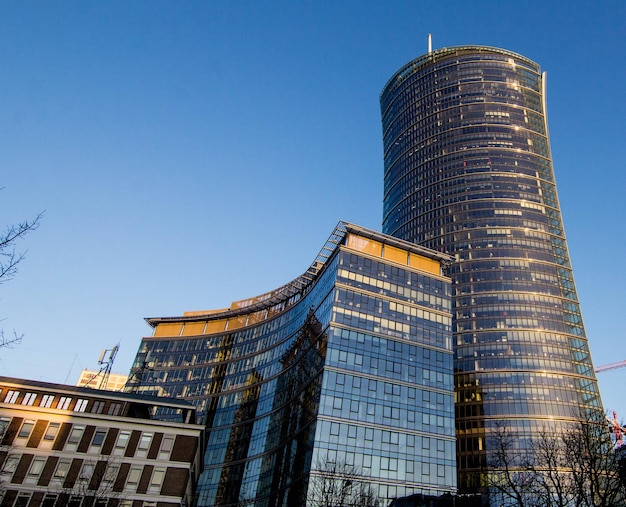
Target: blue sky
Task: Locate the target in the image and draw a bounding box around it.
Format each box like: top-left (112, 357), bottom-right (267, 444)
top-left (1, 1), bottom-right (625, 414)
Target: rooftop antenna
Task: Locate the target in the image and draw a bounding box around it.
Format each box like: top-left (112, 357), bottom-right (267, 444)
top-left (82, 344), bottom-right (119, 390)
top-left (428, 33), bottom-right (432, 54)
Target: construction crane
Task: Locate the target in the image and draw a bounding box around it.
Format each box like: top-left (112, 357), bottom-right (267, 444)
top-left (595, 360), bottom-right (626, 373)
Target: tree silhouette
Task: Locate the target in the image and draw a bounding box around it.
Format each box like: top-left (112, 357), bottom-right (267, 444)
top-left (0, 203), bottom-right (43, 348)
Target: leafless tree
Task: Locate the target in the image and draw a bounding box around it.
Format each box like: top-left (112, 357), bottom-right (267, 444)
top-left (47, 455), bottom-right (124, 506)
top-left (306, 457), bottom-right (380, 507)
top-left (0, 204), bottom-right (43, 348)
top-left (486, 413), bottom-right (626, 507)
top-left (564, 412), bottom-right (626, 507)
top-left (487, 422), bottom-right (538, 507)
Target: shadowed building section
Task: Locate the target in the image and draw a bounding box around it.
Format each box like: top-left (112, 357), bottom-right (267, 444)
top-left (126, 222), bottom-right (456, 506)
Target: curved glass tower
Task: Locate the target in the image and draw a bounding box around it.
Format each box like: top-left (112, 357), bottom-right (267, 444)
top-left (127, 222), bottom-right (456, 506)
top-left (380, 46), bottom-right (603, 496)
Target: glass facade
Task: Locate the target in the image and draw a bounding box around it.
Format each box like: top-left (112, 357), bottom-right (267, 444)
top-left (380, 46), bottom-right (604, 496)
top-left (126, 222), bottom-right (456, 506)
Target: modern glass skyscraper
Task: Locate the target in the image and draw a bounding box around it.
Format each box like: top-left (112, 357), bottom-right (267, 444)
top-left (127, 222), bottom-right (456, 506)
top-left (380, 45), bottom-right (604, 496)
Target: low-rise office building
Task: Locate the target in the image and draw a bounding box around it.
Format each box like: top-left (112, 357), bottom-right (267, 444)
top-left (76, 371), bottom-right (129, 392)
top-left (0, 377), bottom-right (203, 507)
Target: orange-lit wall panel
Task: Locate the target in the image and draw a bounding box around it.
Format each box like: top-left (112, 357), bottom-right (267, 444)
top-left (383, 244), bottom-right (408, 264)
top-left (153, 323), bottom-right (183, 337)
top-left (182, 322), bottom-right (206, 336)
top-left (409, 253), bottom-right (440, 276)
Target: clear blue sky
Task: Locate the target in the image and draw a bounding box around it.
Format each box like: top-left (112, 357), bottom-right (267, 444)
top-left (1, 1), bottom-right (624, 415)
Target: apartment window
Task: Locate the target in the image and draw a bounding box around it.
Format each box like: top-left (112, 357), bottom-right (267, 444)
top-left (108, 403), bottom-right (122, 416)
top-left (54, 460), bottom-right (71, 480)
top-left (91, 428), bottom-right (107, 447)
top-left (74, 399), bottom-right (88, 412)
top-left (42, 495), bottom-right (58, 507)
top-left (102, 464), bottom-right (119, 484)
top-left (79, 463), bottom-right (94, 481)
top-left (158, 435), bottom-right (175, 459)
top-left (148, 468), bottom-right (165, 494)
top-left (58, 396), bottom-right (72, 410)
top-left (136, 432), bottom-right (153, 457)
top-left (0, 416), bottom-right (10, 435)
top-left (91, 401), bottom-right (105, 414)
top-left (114, 430), bottom-right (130, 455)
top-left (14, 493), bottom-right (31, 507)
top-left (18, 419), bottom-right (36, 439)
top-left (27, 456), bottom-right (47, 480)
top-left (67, 425), bottom-right (85, 448)
top-left (2, 454), bottom-right (19, 476)
top-left (5, 390), bottom-right (20, 403)
top-left (22, 392), bottom-right (37, 406)
top-left (40, 394), bottom-right (55, 408)
top-left (43, 422), bottom-right (61, 442)
top-left (125, 465), bottom-right (142, 491)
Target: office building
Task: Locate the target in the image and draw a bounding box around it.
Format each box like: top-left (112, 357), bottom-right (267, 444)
top-left (126, 222), bottom-right (455, 506)
top-left (380, 44), bottom-right (603, 497)
top-left (76, 371), bottom-right (128, 392)
top-left (0, 377), bottom-right (202, 507)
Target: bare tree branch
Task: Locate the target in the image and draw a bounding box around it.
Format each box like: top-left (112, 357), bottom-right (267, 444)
top-left (0, 211), bottom-right (44, 284)
top-left (487, 413), bottom-right (626, 507)
top-left (0, 202), bottom-right (44, 348)
top-left (307, 456), bottom-right (380, 507)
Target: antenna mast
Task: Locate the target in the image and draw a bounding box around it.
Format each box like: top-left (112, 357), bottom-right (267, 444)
top-left (82, 344), bottom-right (120, 390)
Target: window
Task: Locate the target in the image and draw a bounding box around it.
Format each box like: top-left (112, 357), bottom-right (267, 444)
top-left (43, 422), bottom-right (60, 441)
top-left (126, 465), bottom-right (142, 491)
top-left (79, 463), bottom-right (94, 481)
top-left (42, 495), bottom-right (58, 507)
top-left (5, 390), bottom-right (19, 403)
top-left (67, 496), bottom-right (82, 507)
top-left (108, 403), bottom-right (122, 416)
top-left (2, 455), bottom-right (20, 476)
top-left (103, 464), bottom-right (119, 484)
top-left (136, 432), bottom-right (152, 457)
top-left (91, 401), bottom-right (105, 414)
top-left (0, 416), bottom-right (10, 436)
top-left (67, 425), bottom-right (85, 447)
top-left (40, 394), bottom-right (55, 408)
top-left (114, 430), bottom-right (130, 455)
top-left (22, 392), bottom-right (37, 406)
top-left (148, 468), bottom-right (165, 493)
top-left (14, 493), bottom-right (31, 507)
top-left (54, 460), bottom-right (71, 479)
top-left (57, 396), bottom-right (72, 410)
top-left (18, 420), bottom-right (35, 439)
top-left (27, 457), bottom-right (47, 480)
top-left (158, 435), bottom-right (175, 459)
top-left (74, 399), bottom-right (88, 412)
top-left (91, 428), bottom-right (107, 448)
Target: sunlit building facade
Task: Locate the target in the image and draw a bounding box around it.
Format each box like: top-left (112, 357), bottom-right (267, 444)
top-left (0, 377), bottom-right (202, 507)
top-left (380, 45), bottom-right (604, 497)
top-left (126, 222), bottom-right (456, 506)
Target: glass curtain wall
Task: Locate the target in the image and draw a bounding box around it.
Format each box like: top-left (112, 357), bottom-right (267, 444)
top-left (380, 46), bottom-right (603, 497)
top-left (127, 223), bottom-right (456, 506)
